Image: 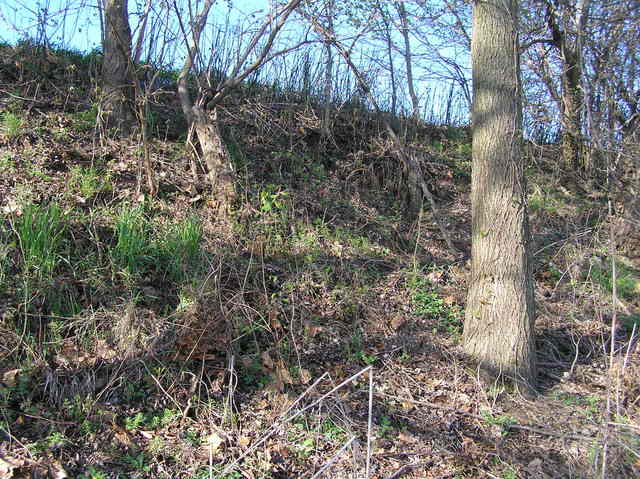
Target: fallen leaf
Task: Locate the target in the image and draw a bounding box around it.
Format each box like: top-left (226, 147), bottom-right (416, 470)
top-left (303, 320), bottom-right (322, 338)
top-left (204, 432), bottom-right (224, 453)
top-left (261, 351), bottom-right (274, 370)
top-left (268, 310), bottom-right (281, 330)
top-left (238, 435), bottom-right (251, 448)
top-left (1, 369), bottom-right (21, 387)
top-left (390, 316), bottom-right (405, 330)
top-left (275, 361), bottom-right (293, 384)
top-left (426, 270), bottom-right (444, 284)
top-left (268, 377), bottom-right (285, 393)
top-left (0, 453), bottom-right (24, 479)
top-left (299, 368), bottom-right (311, 385)
top-left (400, 401), bottom-right (414, 411)
top-left (112, 425), bottom-right (133, 448)
top-left (49, 460), bottom-right (69, 479)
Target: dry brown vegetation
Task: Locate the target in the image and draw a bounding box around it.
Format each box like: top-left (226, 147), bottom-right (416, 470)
top-left (0, 42), bottom-right (638, 479)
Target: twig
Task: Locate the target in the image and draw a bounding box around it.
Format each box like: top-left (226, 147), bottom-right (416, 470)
top-left (373, 391), bottom-right (597, 442)
top-left (366, 367), bottom-right (374, 478)
top-left (310, 436), bottom-right (357, 479)
top-left (218, 371), bottom-right (329, 476)
top-left (386, 462), bottom-right (434, 479)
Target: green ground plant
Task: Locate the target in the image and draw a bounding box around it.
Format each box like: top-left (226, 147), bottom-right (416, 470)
top-left (79, 467), bottom-right (107, 479)
top-left (111, 205), bottom-right (152, 275)
top-left (14, 203), bottom-right (66, 279)
top-left (124, 452), bottom-right (151, 472)
top-left (591, 259), bottom-right (640, 301)
top-left (0, 225), bottom-right (12, 294)
top-left (1, 111), bottom-right (24, 139)
top-left (409, 271), bottom-right (461, 335)
top-left (481, 411), bottom-right (516, 437)
top-left (70, 166), bottom-right (111, 198)
top-left (73, 104), bottom-right (98, 132)
top-left (161, 215), bottom-right (203, 282)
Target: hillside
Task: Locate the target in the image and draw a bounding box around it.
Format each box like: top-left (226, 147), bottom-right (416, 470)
top-left (0, 42), bottom-right (638, 479)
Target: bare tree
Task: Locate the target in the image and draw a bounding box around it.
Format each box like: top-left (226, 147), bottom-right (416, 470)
top-left (394, 1), bottom-right (419, 120)
top-left (174, 0), bottom-right (305, 212)
top-left (464, 0), bottom-right (536, 391)
top-left (545, 0), bottom-right (589, 171)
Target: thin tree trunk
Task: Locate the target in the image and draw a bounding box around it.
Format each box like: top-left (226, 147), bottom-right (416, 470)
top-left (561, 48), bottom-right (583, 171)
top-left (395, 2), bottom-right (419, 120)
top-left (321, 0), bottom-right (335, 141)
top-left (547, 0), bottom-right (586, 172)
top-left (464, 0), bottom-right (536, 392)
top-left (380, 8), bottom-right (397, 115)
top-left (102, 0), bottom-right (135, 136)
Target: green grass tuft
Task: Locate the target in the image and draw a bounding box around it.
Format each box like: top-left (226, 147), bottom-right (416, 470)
top-left (160, 215), bottom-right (203, 282)
top-left (112, 205), bottom-right (151, 275)
top-left (15, 204), bottom-right (66, 279)
top-left (1, 112), bottom-right (25, 139)
top-left (70, 166), bottom-right (111, 198)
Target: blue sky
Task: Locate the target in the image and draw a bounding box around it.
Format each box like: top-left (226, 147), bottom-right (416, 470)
top-left (0, 0), bottom-right (471, 123)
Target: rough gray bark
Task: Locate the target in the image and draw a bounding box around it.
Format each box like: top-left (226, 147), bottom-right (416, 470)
top-left (102, 0), bottom-right (135, 136)
top-left (464, 0), bottom-right (536, 392)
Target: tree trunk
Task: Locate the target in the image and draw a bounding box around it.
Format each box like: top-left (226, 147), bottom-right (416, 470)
top-left (546, 0), bottom-right (587, 172)
top-left (102, 0), bottom-right (135, 136)
top-left (395, 2), bottom-right (419, 121)
top-left (321, 0), bottom-right (335, 142)
top-left (560, 48), bottom-right (583, 171)
top-left (192, 105), bottom-right (237, 210)
top-left (464, 0), bottom-right (536, 392)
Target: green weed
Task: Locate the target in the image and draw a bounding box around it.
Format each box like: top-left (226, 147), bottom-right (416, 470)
top-left (124, 412), bottom-right (146, 431)
top-left (125, 408), bottom-right (179, 431)
top-left (348, 331), bottom-right (377, 364)
top-left (409, 272), bottom-right (461, 335)
top-left (259, 184), bottom-right (289, 213)
top-left (379, 415), bottom-right (394, 438)
top-left (621, 314), bottom-right (640, 334)
top-left (112, 205), bottom-right (151, 275)
top-left (1, 111), bottom-right (24, 139)
top-left (321, 420), bottom-right (347, 442)
top-left (70, 166), bottom-right (111, 198)
top-left (161, 215), bottom-right (202, 282)
top-left (62, 394), bottom-right (93, 422)
top-left (0, 155), bottom-right (15, 172)
top-left (124, 452), bottom-right (151, 472)
top-left (591, 260), bottom-right (640, 301)
top-left (555, 392), bottom-right (602, 421)
top-left (481, 411), bottom-right (516, 436)
top-left (73, 104), bottom-right (98, 132)
top-left (15, 203), bottom-right (66, 279)
top-left (79, 467), bottom-right (107, 479)
top-left (0, 225), bottom-right (13, 294)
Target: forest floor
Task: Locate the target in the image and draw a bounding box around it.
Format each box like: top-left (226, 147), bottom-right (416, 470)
top-left (0, 43), bottom-right (639, 479)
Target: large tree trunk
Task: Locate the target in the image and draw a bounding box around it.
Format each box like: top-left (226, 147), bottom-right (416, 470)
top-left (102, 0), bottom-right (135, 136)
top-left (464, 0), bottom-right (536, 392)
